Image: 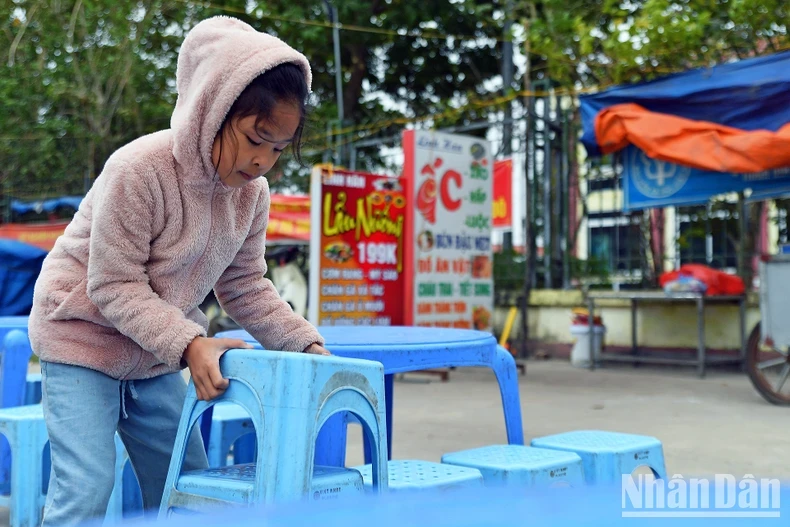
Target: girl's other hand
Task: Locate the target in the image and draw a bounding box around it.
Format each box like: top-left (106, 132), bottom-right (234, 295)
top-left (184, 336), bottom-right (253, 400)
top-left (303, 343), bottom-right (331, 356)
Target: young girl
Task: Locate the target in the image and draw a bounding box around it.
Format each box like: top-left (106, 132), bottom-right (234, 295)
top-left (28, 16), bottom-right (329, 525)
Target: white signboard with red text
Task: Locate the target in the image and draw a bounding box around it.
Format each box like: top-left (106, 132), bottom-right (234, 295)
top-left (403, 130), bottom-right (494, 332)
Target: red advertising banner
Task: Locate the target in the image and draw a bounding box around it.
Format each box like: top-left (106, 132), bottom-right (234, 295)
top-left (308, 166), bottom-right (406, 326)
top-left (492, 158), bottom-right (513, 228)
top-left (0, 221), bottom-right (70, 251)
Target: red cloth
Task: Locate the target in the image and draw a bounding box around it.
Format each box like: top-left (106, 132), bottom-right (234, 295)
top-left (659, 264), bottom-right (745, 296)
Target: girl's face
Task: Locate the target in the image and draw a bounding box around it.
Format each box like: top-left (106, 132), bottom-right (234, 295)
top-left (212, 100), bottom-right (301, 188)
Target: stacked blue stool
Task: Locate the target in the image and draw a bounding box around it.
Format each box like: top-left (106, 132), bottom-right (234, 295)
top-left (205, 402), bottom-right (256, 467)
top-left (441, 445), bottom-right (584, 488)
top-left (1, 328), bottom-right (46, 527)
top-left (24, 373), bottom-right (42, 406)
top-left (1, 327), bottom-right (33, 497)
top-left (531, 430), bottom-right (667, 485)
top-left (0, 405), bottom-right (47, 527)
top-left (354, 460), bottom-right (484, 494)
top-left (0, 329), bottom-right (127, 526)
top-left (159, 348), bottom-right (389, 517)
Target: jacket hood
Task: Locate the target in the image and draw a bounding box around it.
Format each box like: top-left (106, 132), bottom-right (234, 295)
top-left (170, 16), bottom-right (312, 186)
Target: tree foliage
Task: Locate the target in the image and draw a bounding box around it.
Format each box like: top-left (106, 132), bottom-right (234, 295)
top-left (1, 0), bottom-right (507, 204)
top-left (525, 0), bottom-right (788, 88)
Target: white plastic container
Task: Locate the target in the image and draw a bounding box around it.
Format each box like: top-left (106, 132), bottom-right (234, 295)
top-left (569, 324), bottom-right (606, 368)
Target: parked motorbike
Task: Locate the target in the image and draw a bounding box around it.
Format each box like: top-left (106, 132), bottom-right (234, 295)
top-left (201, 244), bottom-right (310, 337)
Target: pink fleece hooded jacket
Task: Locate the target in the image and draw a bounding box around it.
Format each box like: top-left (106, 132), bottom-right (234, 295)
top-left (28, 16), bottom-right (324, 380)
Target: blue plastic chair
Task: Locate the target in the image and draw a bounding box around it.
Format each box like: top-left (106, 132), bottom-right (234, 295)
top-left (0, 404), bottom-right (47, 527)
top-left (1, 329), bottom-right (34, 497)
top-left (441, 445), bottom-right (585, 488)
top-left (104, 434), bottom-right (142, 523)
top-left (23, 374), bottom-right (42, 406)
top-left (0, 317), bottom-right (29, 340)
top-left (354, 460), bottom-right (484, 494)
top-left (0, 321), bottom-right (31, 409)
top-left (159, 348), bottom-right (389, 517)
top-left (530, 430), bottom-right (667, 485)
top-left (0, 329), bottom-right (128, 526)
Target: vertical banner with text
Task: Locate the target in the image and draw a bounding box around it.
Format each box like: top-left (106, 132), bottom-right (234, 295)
top-left (403, 130), bottom-right (494, 331)
top-left (309, 166), bottom-right (406, 326)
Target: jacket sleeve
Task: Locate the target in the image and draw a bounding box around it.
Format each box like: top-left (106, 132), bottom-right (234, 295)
top-left (213, 189), bottom-right (324, 352)
top-left (86, 159), bottom-right (205, 368)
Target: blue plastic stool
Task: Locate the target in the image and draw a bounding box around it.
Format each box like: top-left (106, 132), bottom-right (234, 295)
top-left (159, 348), bottom-right (389, 517)
top-left (354, 460), bottom-right (484, 494)
top-left (0, 405), bottom-right (47, 527)
top-left (205, 402), bottom-right (256, 467)
top-left (530, 430), bottom-right (667, 485)
top-left (176, 464), bottom-right (364, 507)
top-left (1, 330), bottom-right (35, 499)
top-left (104, 433), bottom-right (133, 524)
top-left (24, 374), bottom-right (41, 406)
top-left (441, 445), bottom-right (584, 488)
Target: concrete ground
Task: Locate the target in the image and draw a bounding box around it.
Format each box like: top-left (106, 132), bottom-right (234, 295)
top-left (3, 358), bottom-right (788, 525)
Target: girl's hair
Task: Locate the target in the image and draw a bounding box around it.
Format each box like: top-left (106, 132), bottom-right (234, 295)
top-left (215, 62), bottom-right (309, 174)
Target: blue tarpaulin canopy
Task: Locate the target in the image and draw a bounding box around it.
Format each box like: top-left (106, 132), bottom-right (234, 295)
top-left (10, 196), bottom-right (83, 215)
top-left (0, 239), bottom-right (47, 316)
top-left (580, 50), bottom-right (790, 158)
top-left (579, 50), bottom-right (790, 210)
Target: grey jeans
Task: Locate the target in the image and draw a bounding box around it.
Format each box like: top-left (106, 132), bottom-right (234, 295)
top-left (40, 361), bottom-right (208, 526)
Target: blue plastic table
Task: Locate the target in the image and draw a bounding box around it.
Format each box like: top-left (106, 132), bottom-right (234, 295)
top-left (215, 326), bottom-right (524, 466)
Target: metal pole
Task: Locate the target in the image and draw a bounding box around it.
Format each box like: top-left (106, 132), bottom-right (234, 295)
top-left (737, 192), bottom-right (747, 281)
top-left (323, 121), bottom-right (332, 164)
top-left (520, 10), bottom-right (535, 359)
top-left (543, 91), bottom-right (552, 288)
top-left (324, 1), bottom-right (344, 166)
top-left (501, 1), bottom-right (513, 157)
top-left (529, 93), bottom-right (537, 288)
top-left (501, 1), bottom-right (514, 252)
top-left (560, 98), bottom-right (570, 289)
top-left (696, 295), bottom-right (706, 378)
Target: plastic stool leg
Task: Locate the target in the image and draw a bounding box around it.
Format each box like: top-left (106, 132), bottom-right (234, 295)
top-left (8, 430), bottom-right (46, 527)
top-left (493, 346), bottom-right (524, 444)
top-left (314, 413), bottom-right (348, 467)
top-left (364, 373), bottom-right (393, 465)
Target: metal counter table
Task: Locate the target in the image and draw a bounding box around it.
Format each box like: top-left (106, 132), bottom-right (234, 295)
top-left (586, 291), bottom-right (746, 378)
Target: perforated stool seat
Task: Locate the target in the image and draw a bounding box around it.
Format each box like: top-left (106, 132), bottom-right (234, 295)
top-left (530, 430), bottom-right (666, 485)
top-left (176, 464), bottom-right (363, 506)
top-left (355, 460), bottom-right (484, 493)
top-left (441, 445), bottom-right (584, 488)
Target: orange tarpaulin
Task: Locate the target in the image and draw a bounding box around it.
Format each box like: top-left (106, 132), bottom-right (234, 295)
top-left (596, 103), bottom-right (790, 174)
top-left (267, 194), bottom-right (310, 243)
top-left (0, 221), bottom-right (71, 251)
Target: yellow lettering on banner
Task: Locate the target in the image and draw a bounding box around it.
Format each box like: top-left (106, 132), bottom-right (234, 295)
top-left (492, 197), bottom-right (508, 219)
